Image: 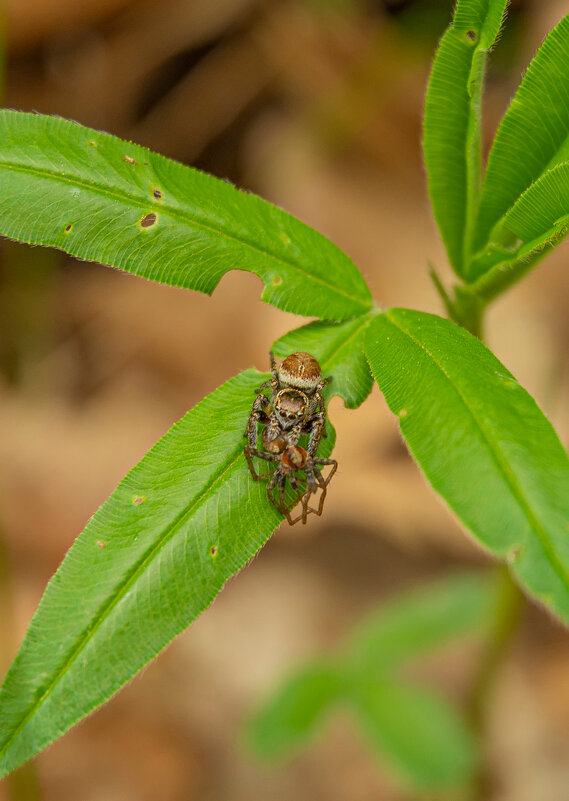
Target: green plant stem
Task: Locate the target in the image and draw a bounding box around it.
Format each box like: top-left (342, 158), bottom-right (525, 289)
top-left (431, 231), bottom-right (562, 341)
top-left (467, 564), bottom-right (524, 733)
top-left (466, 565), bottom-right (524, 799)
top-left (430, 266), bottom-right (484, 339)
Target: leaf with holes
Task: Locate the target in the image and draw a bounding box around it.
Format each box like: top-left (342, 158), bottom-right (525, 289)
top-left (0, 110), bottom-right (372, 320)
top-left (271, 312), bottom-right (377, 410)
top-left (365, 309), bottom-right (569, 625)
top-left (0, 369), bottom-right (337, 778)
top-left (423, 0), bottom-right (508, 275)
top-left (469, 15), bottom-right (569, 276)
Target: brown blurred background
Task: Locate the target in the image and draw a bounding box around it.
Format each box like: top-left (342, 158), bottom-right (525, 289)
top-left (1, 0), bottom-right (569, 799)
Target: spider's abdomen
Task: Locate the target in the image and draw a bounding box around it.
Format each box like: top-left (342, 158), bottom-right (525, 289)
top-left (279, 352), bottom-right (322, 394)
top-left (275, 388), bottom-right (308, 425)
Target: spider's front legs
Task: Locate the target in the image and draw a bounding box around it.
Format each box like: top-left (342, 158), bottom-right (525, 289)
top-left (244, 393), bottom-right (271, 450)
top-left (306, 412), bottom-right (327, 458)
top-left (254, 354), bottom-right (279, 395)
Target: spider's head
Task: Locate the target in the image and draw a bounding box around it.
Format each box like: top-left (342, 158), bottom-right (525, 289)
top-left (274, 388), bottom-right (308, 427)
top-left (278, 352), bottom-right (322, 395)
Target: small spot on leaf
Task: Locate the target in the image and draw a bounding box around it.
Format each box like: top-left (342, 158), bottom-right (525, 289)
top-left (507, 544), bottom-right (524, 564)
top-left (210, 545), bottom-right (218, 557)
top-left (132, 495), bottom-right (146, 505)
top-left (465, 29), bottom-right (477, 42)
top-left (272, 276), bottom-right (282, 286)
top-left (152, 187), bottom-right (163, 200)
top-left (140, 213), bottom-right (157, 228)
top-left (398, 409), bottom-right (408, 418)
top-left (64, 223), bottom-right (73, 234)
top-left (280, 233), bottom-right (292, 246)
top-left (96, 540), bottom-right (106, 549)
top-left (123, 155), bottom-right (137, 165)
top-left (88, 140), bottom-right (98, 148)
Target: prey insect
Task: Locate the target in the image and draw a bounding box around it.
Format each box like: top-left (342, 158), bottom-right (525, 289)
top-left (244, 352), bottom-right (337, 525)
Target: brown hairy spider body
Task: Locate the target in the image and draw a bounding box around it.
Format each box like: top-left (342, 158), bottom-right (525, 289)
top-left (244, 352), bottom-right (337, 525)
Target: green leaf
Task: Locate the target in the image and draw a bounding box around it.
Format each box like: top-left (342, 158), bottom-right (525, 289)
top-left (423, 0), bottom-right (508, 275)
top-left (245, 663), bottom-right (344, 759)
top-left (347, 572), bottom-right (496, 673)
top-left (350, 678), bottom-right (476, 789)
top-left (0, 110), bottom-right (371, 320)
top-left (271, 312), bottom-right (377, 410)
top-left (365, 309), bottom-right (569, 626)
top-left (500, 161), bottom-right (569, 244)
top-left (0, 369), bottom-right (333, 778)
top-left (471, 15), bottom-right (569, 265)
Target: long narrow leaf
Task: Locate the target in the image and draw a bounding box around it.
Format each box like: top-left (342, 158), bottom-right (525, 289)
top-left (0, 110), bottom-right (372, 320)
top-left (0, 370), bottom-right (311, 777)
top-left (471, 15), bottom-right (569, 265)
top-left (365, 309), bottom-right (569, 626)
top-left (423, 0), bottom-right (508, 275)
top-left (501, 161), bottom-right (569, 243)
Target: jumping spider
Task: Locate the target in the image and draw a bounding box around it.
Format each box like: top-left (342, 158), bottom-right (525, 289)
top-left (244, 352), bottom-right (338, 525)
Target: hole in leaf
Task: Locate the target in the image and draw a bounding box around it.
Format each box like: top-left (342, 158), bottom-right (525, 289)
top-left (465, 29), bottom-right (477, 42)
top-left (140, 213), bottom-right (157, 228)
top-left (96, 540), bottom-right (106, 549)
top-left (152, 187), bottom-right (163, 200)
top-left (64, 223), bottom-right (73, 234)
top-left (132, 495), bottom-right (146, 505)
top-left (123, 155), bottom-right (137, 165)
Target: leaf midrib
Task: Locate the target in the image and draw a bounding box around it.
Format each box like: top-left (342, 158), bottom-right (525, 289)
top-left (0, 160), bottom-right (370, 311)
top-left (0, 439), bottom-right (256, 764)
top-left (385, 311), bottom-right (569, 594)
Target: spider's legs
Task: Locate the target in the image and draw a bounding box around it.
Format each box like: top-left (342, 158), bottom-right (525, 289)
top-left (265, 469), bottom-right (281, 511)
top-left (313, 457), bottom-right (338, 486)
top-left (244, 446), bottom-right (278, 480)
top-left (299, 457), bottom-right (338, 520)
top-left (305, 413), bottom-right (326, 459)
top-left (265, 466), bottom-right (299, 526)
top-left (245, 394), bottom-right (270, 449)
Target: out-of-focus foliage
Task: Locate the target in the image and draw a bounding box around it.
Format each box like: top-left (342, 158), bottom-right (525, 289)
top-left (247, 572), bottom-right (495, 789)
